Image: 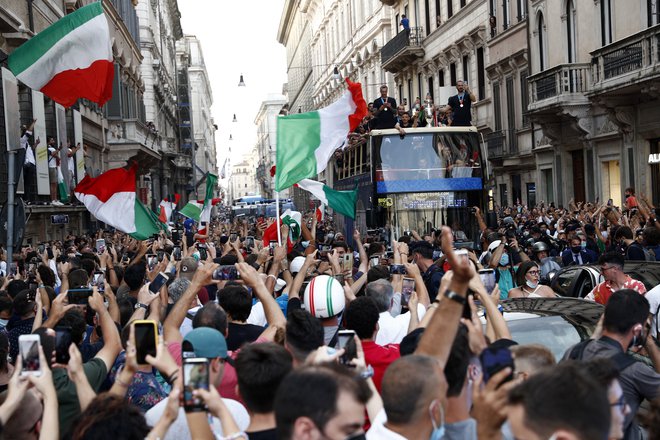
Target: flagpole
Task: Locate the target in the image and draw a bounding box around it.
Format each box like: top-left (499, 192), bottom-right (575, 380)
top-left (275, 190), bottom-right (282, 246)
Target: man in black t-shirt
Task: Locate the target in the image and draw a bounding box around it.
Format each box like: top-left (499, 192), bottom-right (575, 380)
top-left (372, 85), bottom-right (398, 129)
top-left (218, 283), bottom-right (265, 350)
top-left (447, 80), bottom-right (476, 126)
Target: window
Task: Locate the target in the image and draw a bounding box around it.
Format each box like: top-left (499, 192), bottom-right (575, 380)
top-left (517, 0), bottom-right (526, 21)
top-left (462, 55), bottom-right (469, 84)
top-left (649, 0), bottom-right (659, 27)
top-left (543, 168), bottom-right (554, 202)
top-left (428, 76), bottom-right (434, 100)
top-left (520, 70), bottom-right (529, 127)
top-left (438, 69), bottom-right (445, 86)
top-left (537, 13), bottom-right (546, 71)
top-left (407, 79), bottom-right (414, 110)
top-left (418, 73), bottom-right (423, 100)
top-left (566, 0), bottom-right (577, 63)
top-left (435, 0), bottom-right (442, 27)
top-left (503, 0), bottom-right (510, 29)
top-left (600, 0), bottom-right (612, 45)
top-left (450, 62), bottom-right (457, 85)
top-left (460, 0), bottom-right (466, 7)
top-left (477, 47), bottom-right (486, 100)
top-left (526, 183), bottom-right (536, 207)
top-left (493, 81), bottom-right (502, 131)
top-left (505, 76), bottom-right (516, 151)
top-left (447, 0), bottom-right (453, 18)
top-left (499, 183), bottom-right (508, 206)
top-left (425, 0), bottom-right (431, 35)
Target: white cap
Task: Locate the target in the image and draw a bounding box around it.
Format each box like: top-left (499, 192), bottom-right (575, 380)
top-left (488, 240), bottom-right (502, 252)
top-left (290, 256), bottom-right (306, 274)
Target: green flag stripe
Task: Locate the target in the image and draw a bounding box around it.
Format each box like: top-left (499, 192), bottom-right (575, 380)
top-left (323, 186), bottom-right (358, 220)
top-left (275, 111), bottom-right (321, 191)
top-left (204, 173), bottom-right (218, 206)
top-left (131, 199), bottom-right (162, 240)
top-left (8, 3), bottom-right (104, 76)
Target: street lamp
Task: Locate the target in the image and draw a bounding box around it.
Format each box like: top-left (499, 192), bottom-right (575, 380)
top-left (232, 114), bottom-right (237, 122)
top-left (229, 134), bottom-right (233, 141)
top-left (238, 74), bottom-right (246, 87)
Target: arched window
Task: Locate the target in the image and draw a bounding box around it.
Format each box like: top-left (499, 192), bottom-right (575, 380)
top-left (537, 12), bottom-right (546, 71)
top-left (566, 0), bottom-right (577, 62)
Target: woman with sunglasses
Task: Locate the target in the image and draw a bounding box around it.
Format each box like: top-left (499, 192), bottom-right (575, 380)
top-left (507, 261), bottom-right (556, 298)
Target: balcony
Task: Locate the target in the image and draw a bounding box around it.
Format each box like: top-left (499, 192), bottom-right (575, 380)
top-left (486, 130), bottom-right (518, 161)
top-left (528, 63), bottom-right (592, 112)
top-left (381, 28), bottom-right (425, 73)
top-left (590, 24), bottom-right (660, 97)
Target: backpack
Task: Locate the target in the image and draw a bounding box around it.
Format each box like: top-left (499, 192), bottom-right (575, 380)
top-left (565, 339), bottom-right (636, 372)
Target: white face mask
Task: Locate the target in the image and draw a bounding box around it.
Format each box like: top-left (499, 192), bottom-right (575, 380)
top-left (0, 318), bottom-right (8, 328)
top-left (526, 280), bottom-right (538, 289)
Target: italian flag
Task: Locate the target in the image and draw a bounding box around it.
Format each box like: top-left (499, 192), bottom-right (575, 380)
top-left (74, 164), bottom-right (162, 240)
top-left (297, 179), bottom-right (358, 219)
top-left (262, 209), bottom-right (302, 252)
top-left (8, 2), bottom-right (113, 107)
top-left (57, 167), bottom-right (69, 203)
top-left (158, 194), bottom-right (180, 224)
top-left (178, 174), bottom-right (219, 235)
top-left (275, 79), bottom-right (367, 191)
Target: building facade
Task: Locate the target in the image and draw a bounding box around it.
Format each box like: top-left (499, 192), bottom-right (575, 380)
top-left (229, 152), bottom-right (259, 202)
top-left (527, 0), bottom-right (660, 207)
top-left (254, 94), bottom-right (288, 199)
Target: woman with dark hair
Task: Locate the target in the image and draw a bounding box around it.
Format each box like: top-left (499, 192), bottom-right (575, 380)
top-left (0, 332), bottom-right (14, 392)
top-left (72, 394), bottom-right (151, 440)
top-left (507, 261), bottom-right (555, 299)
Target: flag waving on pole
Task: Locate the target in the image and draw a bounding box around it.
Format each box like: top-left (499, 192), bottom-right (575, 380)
top-left (8, 2), bottom-right (113, 107)
top-left (74, 164), bottom-right (162, 240)
top-left (158, 194), bottom-right (180, 224)
top-left (262, 209), bottom-right (302, 252)
top-left (199, 173), bottom-right (218, 234)
top-left (297, 179), bottom-right (358, 219)
top-left (275, 79), bottom-right (367, 191)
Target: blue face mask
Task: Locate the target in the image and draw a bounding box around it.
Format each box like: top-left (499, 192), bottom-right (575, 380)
top-left (0, 318), bottom-right (7, 328)
top-left (499, 253), bottom-right (510, 266)
top-left (581, 241), bottom-right (587, 250)
top-left (429, 400), bottom-right (446, 440)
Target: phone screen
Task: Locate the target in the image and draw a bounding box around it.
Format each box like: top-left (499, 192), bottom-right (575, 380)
top-left (55, 327), bottom-right (72, 364)
top-left (229, 233), bottom-right (237, 242)
top-left (134, 322), bottom-right (157, 365)
top-left (245, 236), bottom-right (255, 248)
top-left (402, 277), bottom-right (415, 307)
top-left (20, 336), bottom-right (41, 375)
top-left (173, 246), bottom-right (182, 261)
top-left (337, 330), bottom-right (357, 365)
top-left (198, 245), bottom-right (208, 261)
top-left (479, 269), bottom-right (496, 294)
top-left (183, 359), bottom-right (210, 412)
top-left (93, 272), bottom-right (105, 292)
top-left (96, 239), bottom-right (106, 254)
top-left (149, 273), bottom-right (169, 294)
top-left (269, 240), bottom-right (277, 256)
top-left (212, 265), bottom-right (239, 280)
top-left (389, 264), bottom-right (406, 275)
top-left (146, 254), bottom-right (157, 270)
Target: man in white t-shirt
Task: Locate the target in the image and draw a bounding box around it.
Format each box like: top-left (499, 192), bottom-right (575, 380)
top-left (20, 119), bottom-right (38, 202)
top-left (145, 328), bottom-right (249, 440)
top-left (67, 141), bottom-right (80, 202)
top-left (47, 137), bottom-right (62, 206)
top-left (647, 284), bottom-right (660, 340)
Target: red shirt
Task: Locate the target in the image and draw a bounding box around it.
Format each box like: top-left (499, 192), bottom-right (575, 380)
top-left (588, 276), bottom-right (647, 305)
top-left (361, 340), bottom-right (401, 391)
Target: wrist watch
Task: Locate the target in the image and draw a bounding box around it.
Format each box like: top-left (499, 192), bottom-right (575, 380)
top-left (444, 290), bottom-right (466, 305)
top-left (134, 302), bottom-right (148, 311)
top-left (359, 364), bottom-right (375, 380)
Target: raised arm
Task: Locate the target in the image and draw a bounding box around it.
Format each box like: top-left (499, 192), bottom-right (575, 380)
top-left (89, 287), bottom-right (122, 371)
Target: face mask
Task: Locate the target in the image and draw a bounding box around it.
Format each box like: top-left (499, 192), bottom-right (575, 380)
top-left (301, 241), bottom-right (310, 248)
top-left (0, 318), bottom-right (8, 328)
top-left (581, 241), bottom-right (587, 250)
top-left (429, 400), bottom-right (446, 440)
top-left (499, 253), bottom-right (510, 266)
top-left (345, 434), bottom-right (366, 440)
top-left (571, 246), bottom-right (581, 254)
top-left (526, 280), bottom-right (538, 289)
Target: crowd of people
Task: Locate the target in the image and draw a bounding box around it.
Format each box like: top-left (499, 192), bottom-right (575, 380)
top-left (0, 194), bottom-right (657, 440)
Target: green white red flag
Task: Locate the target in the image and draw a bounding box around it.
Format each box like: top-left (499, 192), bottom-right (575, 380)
top-left (8, 2), bottom-right (113, 107)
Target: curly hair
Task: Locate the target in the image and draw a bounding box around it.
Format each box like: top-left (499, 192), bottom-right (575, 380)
top-left (72, 393), bottom-right (150, 440)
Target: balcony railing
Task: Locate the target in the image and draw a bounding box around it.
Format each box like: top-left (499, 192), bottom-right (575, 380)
top-left (486, 130), bottom-right (518, 159)
top-left (528, 63), bottom-right (591, 104)
top-left (381, 27), bottom-right (424, 70)
top-left (591, 23), bottom-right (660, 87)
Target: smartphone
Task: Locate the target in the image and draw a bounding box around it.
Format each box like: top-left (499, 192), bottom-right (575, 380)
top-left (245, 236), bottom-right (255, 248)
top-left (479, 268), bottom-right (496, 295)
top-left (67, 288), bottom-right (93, 305)
top-left (401, 277), bottom-right (415, 307)
top-left (269, 240), bottom-right (277, 256)
top-left (149, 272), bottom-right (169, 294)
top-left (172, 229), bottom-right (181, 243)
top-left (27, 261), bottom-right (37, 276)
top-left (96, 238), bottom-right (106, 254)
top-left (54, 327), bottom-right (72, 364)
top-left (134, 320), bottom-right (158, 365)
top-left (229, 233), bottom-right (237, 242)
top-left (389, 264), bottom-right (406, 275)
top-left (46, 246), bottom-right (54, 260)
top-left (337, 330), bottom-right (357, 366)
top-left (93, 271), bottom-right (105, 292)
top-left (369, 256), bottom-right (380, 268)
top-left (9, 262), bottom-right (18, 276)
top-left (335, 273), bottom-right (345, 285)
top-left (19, 334), bottom-right (42, 376)
top-left (38, 243), bottom-right (45, 254)
top-left (172, 246), bottom-right (182, 261)
top-left (146, 254), bottom-right (157, 270)
top-left (157, 250), bottom-right (165, 262)
top-left (182, 357), bottom-right (210, 412)
top-left (212, 265), bottom-right (239, 281)
top-left (342, 253), bottom-right (353, 272)
top-left (480, 347), bottom-right (515, 384)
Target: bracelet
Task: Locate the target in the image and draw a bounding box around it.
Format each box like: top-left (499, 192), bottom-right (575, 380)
top-left (267, 274), bottom-right (277, 280)
top-left (444, 290), bottom-right (466, 305)
top-left (222, 432), bottom-right (247, 440)
top-left (38, 284), bottom-right (45, 289)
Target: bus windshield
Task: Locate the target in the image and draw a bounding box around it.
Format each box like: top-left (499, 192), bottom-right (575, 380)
top-left (373, 132), bottom-right (483, 193)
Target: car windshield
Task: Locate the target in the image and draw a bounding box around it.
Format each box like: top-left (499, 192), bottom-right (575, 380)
top-left (505, 315), bottom-right (587, 361)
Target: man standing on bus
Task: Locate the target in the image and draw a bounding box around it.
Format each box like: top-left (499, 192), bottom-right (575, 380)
top-left (372, 85), bottom-right (398, 129)
top-left (448, 80), bottom-right (476, 126)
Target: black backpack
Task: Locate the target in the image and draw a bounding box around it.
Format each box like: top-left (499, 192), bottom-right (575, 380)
top-left (565, 339), bottom-right (636, 372)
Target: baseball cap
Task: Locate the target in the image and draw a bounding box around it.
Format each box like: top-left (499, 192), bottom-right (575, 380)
top-left (183, 327), bottom-right (228, 359)
top-left (290, 256), bottom-right (306, 274)
top-left (179, 257), bottom-right (198, 279)
top-left (488, 240), bottom-right (502, 252)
